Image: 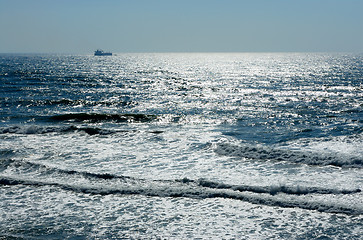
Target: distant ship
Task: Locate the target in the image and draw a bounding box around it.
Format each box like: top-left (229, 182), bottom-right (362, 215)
top-left (94, 49), bottom-right (112, 56)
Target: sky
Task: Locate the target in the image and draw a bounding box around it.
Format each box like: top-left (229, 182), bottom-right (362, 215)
top-left (0, 0), bottom-right (362, 53)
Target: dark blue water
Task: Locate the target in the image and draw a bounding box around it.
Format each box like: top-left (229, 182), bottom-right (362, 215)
top-left (0, 53), bottom-right (362, 239)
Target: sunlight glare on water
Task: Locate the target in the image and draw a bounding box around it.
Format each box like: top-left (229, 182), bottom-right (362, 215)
top-left (0, 53), bottom-right (362, 239)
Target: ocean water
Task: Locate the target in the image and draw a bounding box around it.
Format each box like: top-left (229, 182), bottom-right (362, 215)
top-left (0, 53), bottom-right (362, 239)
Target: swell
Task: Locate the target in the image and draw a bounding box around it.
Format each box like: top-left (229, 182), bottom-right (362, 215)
top-left (214, 142), bottom-right (363, 168)
top-left (1, 160), bottom-right (362, 215)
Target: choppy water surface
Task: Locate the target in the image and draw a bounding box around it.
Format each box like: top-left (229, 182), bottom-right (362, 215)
top-left (0, 53), bottom-right (362, 239)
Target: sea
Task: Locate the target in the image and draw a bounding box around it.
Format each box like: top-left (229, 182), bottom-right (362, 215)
top-left (0, 53), bottom-right (362, 239)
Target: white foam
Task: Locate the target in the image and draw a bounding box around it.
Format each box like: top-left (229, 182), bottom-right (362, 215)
top-left (213, 141), bottom-right (363, 168)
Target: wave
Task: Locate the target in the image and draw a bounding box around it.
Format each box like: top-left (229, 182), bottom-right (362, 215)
top-left (1, 159), bottom-right (132, 181)
top-left (0, 98), bottom-right (134, 108)
top-left (0, 149), bottom-right (15, 158)
top-left (49, 113), bottom-right (157, 123)
top-left (214, 142), bottom-right (363, 168)
top-left (0, 125), bottom-right (116, 135)
top-left (0, 160), bottom-right (362, 215)
top-left (0, 175), bottom-right (361, 216)
top-left (0, 125), bottom-right (163, 136)
top-left (2, 159), bottom-right (361, 195)
top-left (195, 178), bottom-right (361, 195)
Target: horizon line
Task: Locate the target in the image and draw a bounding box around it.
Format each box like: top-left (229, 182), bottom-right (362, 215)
top-left (1, 51), bottom-right (362, 55)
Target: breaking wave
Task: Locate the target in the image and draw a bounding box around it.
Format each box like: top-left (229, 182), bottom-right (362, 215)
top-left (0, 159), bottom-right (361, 215)
top-left (195, 178), bottom-right (361, 195)
top-left (1, 175), bottom-right (361, 215)
top-left (214, 142), bottom-right (363, 168)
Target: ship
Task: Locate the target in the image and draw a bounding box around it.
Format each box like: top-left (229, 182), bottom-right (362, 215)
top-left (94, 49), bottom-right (112, 56)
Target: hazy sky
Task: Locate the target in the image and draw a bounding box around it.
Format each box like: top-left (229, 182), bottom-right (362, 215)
top-left (0, 0), bottom-right (362, 53)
